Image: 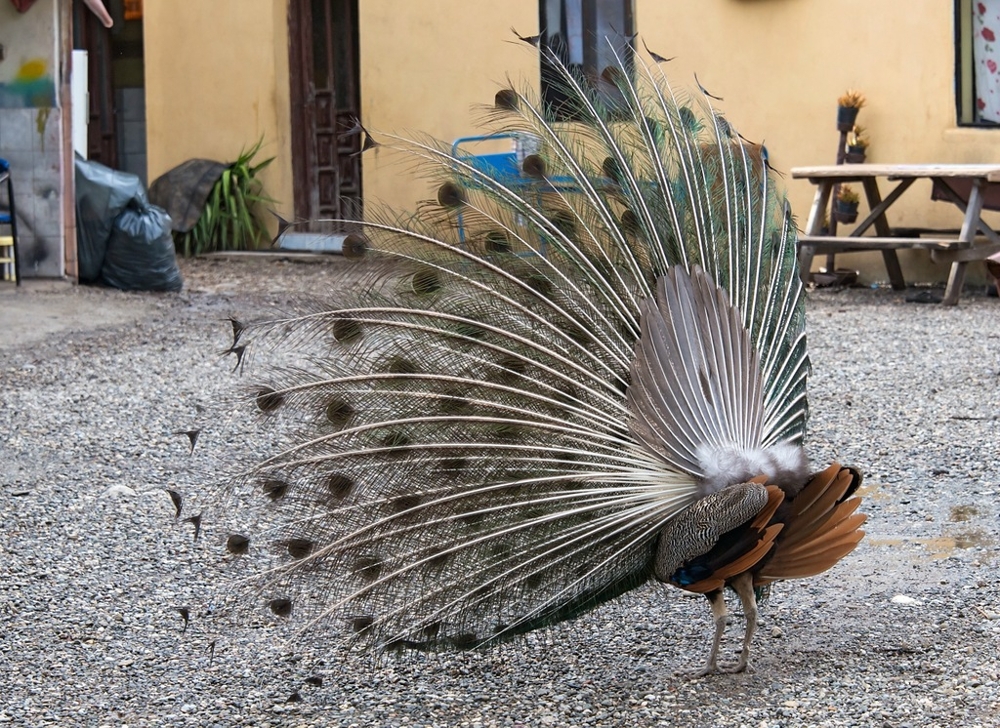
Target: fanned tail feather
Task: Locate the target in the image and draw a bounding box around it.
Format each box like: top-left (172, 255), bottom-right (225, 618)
top-left (204, 41), bottom-right (813, 652)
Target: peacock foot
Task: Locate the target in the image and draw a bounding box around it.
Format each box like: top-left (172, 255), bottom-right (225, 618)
top-left (678, 662), bottom-right (719, 679)
top-left (716, 657), bottom-right (751, 674)
top-left (677, 652), bottom-right (752, 678)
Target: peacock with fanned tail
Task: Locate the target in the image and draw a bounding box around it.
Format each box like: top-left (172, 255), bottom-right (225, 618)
top-left (203, 42), bottom-right (866, 676)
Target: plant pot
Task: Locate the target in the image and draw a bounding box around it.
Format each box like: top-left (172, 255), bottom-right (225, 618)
top-left (834, 200), bottom-right (859, 224)
top-left (837, 105), bottom-right (860, 131)
top-left (844, 146), bottom-right (867, 164)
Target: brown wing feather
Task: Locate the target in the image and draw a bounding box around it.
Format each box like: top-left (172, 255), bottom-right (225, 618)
top-left (787, 462), bottom-right (841, 515)
top-left (755, 464), bottom-right (867, 583)
top-left (682, 486), bottom-right (786, 593)
top-left (777, 473), bottom-right (857, 553)
top-left (761, 528), bottom-right (866, 580)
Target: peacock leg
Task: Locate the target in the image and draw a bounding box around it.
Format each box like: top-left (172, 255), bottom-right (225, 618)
top-left (719, 573), bottom-right (757, 674)
top-left (684, 589), bottom-right (729, 677)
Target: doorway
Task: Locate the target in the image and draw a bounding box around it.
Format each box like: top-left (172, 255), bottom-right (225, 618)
top-left (288, 0), bottom-right (363, 229)
top-left (72, 0), bottom-right (147, 183)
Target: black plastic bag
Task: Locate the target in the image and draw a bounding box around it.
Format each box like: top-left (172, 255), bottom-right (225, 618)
top-left (100, 201), bottom-right (183, 292)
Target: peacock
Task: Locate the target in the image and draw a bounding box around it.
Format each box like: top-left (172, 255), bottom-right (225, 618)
top-left (200, 41), bottom-right (867, 677)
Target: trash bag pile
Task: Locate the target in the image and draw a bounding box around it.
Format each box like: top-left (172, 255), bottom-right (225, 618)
top-left (75, 155), bottom-right (183, 291)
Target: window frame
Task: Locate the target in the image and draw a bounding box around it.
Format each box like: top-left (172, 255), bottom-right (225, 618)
top-left (955, 0), bottom-right (1000, 126)
top-left (539, 0), bottom-right (637, 120)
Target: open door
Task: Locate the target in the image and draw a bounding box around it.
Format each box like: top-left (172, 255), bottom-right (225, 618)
top-left (288, 0), bottom-right (363, 229)
top-left (72, 0), bottom-right (147, 182)
top-left (73, 1), bottom-right (116, 168)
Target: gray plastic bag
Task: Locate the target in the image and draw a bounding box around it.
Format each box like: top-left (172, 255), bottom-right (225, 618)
top-left (74, 156), bottom-right (145, 283)
top-left (74, 155), bottom-right (182, 291)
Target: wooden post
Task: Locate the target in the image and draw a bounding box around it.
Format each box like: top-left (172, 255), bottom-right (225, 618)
top-left (825, 128), bottom-right (850, 273)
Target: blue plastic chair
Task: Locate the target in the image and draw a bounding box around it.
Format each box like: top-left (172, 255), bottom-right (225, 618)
top-left (0, 158), bottom-right (20, 285)
top-left (450, 133), bottom-right (555, 256)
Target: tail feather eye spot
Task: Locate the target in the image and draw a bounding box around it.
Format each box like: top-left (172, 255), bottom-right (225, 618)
top-left (497, 356), bottom-right (527, 379)
top-left (453, 322), bottom-right (487, 340)
top-left (489, 543), bottom-right (513, 563)
top-left (351, 615), bottom-right (374, 634)
top-left (326, 473), bottom-right (354, 500)
top-left (381, 431), bottom-right (411, 452)
top-left (559, 320), bottom-right (590, 345)
top-left (437, 182), bottom-right (466, 208)
top-left (524, 273), bottom-right (553, 297)
top-left (425, 547), bottom-right (451, 569)
top-left (286, 538), bottom-right (314, 559)
top-left (494, 88), bottom-right (518, 110)
top-left (386, 356), bottom-right (418, 375)
top-left (438, 392), bottom-right (470, 415)
top-left (341, 232), bottom-right (368, 260)
top-left (410, 269), bottom-right (442, 296)
top-left (262, 479), bottom-right (290, 501)
top-left (522, 154), bottom-right (546, 178)
top-left (352, 556), bottom-right (382, 581)
top-left (226, 534), bottom-right (250, 555)
top-left (325, 398), bottom-right (355, 427)
top-left (332, 318), bottom-right (362, 344)
top-left (256, 387), bottom-right (284, 413)
top-left (620, 209), bottom-right (641, 237)
top-left (437, 457), bottom-right (468, 476)
top-left (553, 385), bottom-right (579, 406)
top-left (490, 424), bottom-right (523, 442)
top-left (484, 230), bottom-right (511, 254)
top-left (451, 633), bottom-right (479, 650)
top-left (391, 494), bottom-right (423, 514)
top-left (524, 571), bottom-right (545, 590)
top-left (602, 156), bottom-right (625, 184)
top-left (459, 508), bottom-right (485, 527)
top-left (548, 210), bottom-right (576, 238)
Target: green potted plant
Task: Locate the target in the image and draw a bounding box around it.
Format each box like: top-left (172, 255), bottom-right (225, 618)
top-left (174, 139), bottom-right (275, 257)
top-left (837, 89), bottom-right (866, 131)
top-left (845, 125), bottom-right (869, 163)
top-left (834, 184), bottom-right (860, 224)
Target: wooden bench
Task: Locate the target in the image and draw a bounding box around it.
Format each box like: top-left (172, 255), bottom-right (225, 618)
top-left (791, 164), bottom-right (1000, 304)
top-left (796, 235), bottom-right (968, 251)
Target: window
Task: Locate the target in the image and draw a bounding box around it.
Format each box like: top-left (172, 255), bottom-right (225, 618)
top-left (539, 0), bottom-right (636, 119)
top-left (957, 0), bottom-right (1000, 125)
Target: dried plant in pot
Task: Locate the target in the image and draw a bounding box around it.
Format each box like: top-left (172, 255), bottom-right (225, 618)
top-left (834, 184), bottom-right (860, 224)
top-left (837, 89), bottom-right (866, 131)
top-left (845, 126), bottom-right (869, 164)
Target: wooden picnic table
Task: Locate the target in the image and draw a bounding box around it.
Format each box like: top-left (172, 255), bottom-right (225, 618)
top-left (791, 163), bottom-right (1000, 304)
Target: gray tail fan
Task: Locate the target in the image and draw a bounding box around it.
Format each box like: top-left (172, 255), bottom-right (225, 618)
top-left (202, 42), bottom-right (807, 652)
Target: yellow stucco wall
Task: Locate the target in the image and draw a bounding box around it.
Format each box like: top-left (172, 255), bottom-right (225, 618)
top-left (357, 0), bottom-right (995, 284)
top-left (638, 0), bottom-right (996, 284)
top-left (357, 0), bottom-right (538, 214)
top-left (144, 0), bottom-right (293, 226)
top-left (142, 0), bottom-right (996, 284)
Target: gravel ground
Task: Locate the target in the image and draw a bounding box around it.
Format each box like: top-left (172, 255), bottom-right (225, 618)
top-left (2, 255), bottom-right (999, 727)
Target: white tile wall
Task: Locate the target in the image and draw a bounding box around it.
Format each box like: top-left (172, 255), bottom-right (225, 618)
top-left (0, 106), bottom-right (65, 278)
top-left (116, 87), bottom-right (147, 185)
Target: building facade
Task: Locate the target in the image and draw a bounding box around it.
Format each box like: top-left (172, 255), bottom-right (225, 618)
top-left (3, 0), bottom-right (999, 285)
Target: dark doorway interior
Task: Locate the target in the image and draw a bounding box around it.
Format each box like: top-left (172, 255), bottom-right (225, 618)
top-left (72, 0), bottom-right (147, 183)
top-left (288, 0), bottom-right (363, 229)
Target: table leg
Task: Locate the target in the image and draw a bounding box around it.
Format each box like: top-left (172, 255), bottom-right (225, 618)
top-left (942, 179), bottom-right (986, 305)
top-left (861, 178), bottom-right (906, 291)
top-left (799, 182), bottom-right (832, 283)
